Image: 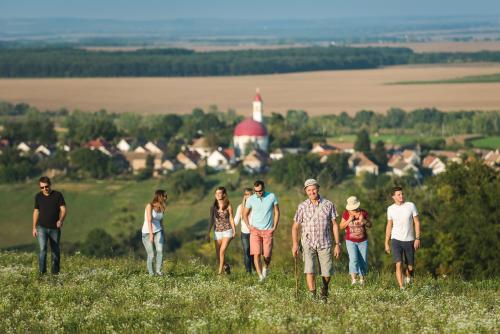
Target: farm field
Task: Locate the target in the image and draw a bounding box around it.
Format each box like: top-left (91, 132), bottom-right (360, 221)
top-left (470, 136), bottom-right (500, 149)
top-left (329, 134), bottom-right (443, 146)
top-left (0, 252), bottom-right (498, 333)
top-left (1, 64), bottom-right (500, 115)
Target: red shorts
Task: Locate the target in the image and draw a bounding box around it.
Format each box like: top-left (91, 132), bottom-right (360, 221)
top-left (250, 228), bottom-right (273, 258)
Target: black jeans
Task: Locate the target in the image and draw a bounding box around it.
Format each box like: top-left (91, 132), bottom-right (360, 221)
top-left (241, 233), bottom-right (254, 273)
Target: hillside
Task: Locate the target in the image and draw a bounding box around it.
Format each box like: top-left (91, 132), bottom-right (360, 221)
top-left (0, 252), bottom-right (498, 333)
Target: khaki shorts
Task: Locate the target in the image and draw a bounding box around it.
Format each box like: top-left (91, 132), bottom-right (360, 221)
top-left (302, 244), bottom-right (334, 277)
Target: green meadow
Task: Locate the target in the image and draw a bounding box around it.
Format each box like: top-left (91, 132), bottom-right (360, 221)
top-left (0, 252), bottom-right (498, 333)
top-left (470, 136), bottom-right (500, 149)
top-left (390, 73), bottom-right (500, 85)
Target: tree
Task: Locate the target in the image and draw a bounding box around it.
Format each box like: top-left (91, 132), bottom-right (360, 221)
top-left (419, 161), bottom-right (500, 278)
top-left (354, 129), bottom-right (371, 154)
top-left (372, 140), bottom-right (388, 171)
top-left (69, 148), bottom-right (111, 179)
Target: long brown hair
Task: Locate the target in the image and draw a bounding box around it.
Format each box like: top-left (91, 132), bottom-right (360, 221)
top-left (150, 189), bottom-right (167, 212)
top-left (212, 186), bottom-right (229, 212)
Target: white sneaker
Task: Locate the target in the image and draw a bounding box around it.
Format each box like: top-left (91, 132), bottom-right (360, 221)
top-left (258, 274), bottom-right (265, 282)
top-left (404, 276), bottom-right (412, 286)
top-left (359, 278), bottom-right (365, 285)
top-left (262, 267), bottom-right (268, 278)
top-left (351, 279), bottom-right (357, 285)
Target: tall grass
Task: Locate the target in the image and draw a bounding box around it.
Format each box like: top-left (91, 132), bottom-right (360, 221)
top-left (0, 252), bottom-right (498, 333)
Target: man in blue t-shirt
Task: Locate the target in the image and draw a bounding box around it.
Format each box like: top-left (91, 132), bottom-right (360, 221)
top-left (243, 180), bottom-right (280, 282)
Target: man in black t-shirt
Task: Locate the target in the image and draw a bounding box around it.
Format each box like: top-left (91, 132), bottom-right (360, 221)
top-left (32, 176), bottom-right (67, 274)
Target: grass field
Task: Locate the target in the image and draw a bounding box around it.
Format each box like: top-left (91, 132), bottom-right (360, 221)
top-left (391, 73), bottom-right (500, 85)
top-left (471, 136), bottom-right (500, 149)
top-left (2, 64), bottom-right (500, 115)
top-left (329, 134), bottom-right (442, 146)
top-left (0, 176), bottom-right (357, 251)
top-left (0, 252), bottom-right (498, 333)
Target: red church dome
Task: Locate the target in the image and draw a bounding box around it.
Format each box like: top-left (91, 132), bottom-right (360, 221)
top-left (234, 119), bottom-right (267, 137)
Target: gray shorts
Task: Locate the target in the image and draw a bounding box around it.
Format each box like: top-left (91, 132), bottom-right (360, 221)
top-left (302, 244), bottom-right (334, 277)
top-left (391, 239), bottom-right (415, 266)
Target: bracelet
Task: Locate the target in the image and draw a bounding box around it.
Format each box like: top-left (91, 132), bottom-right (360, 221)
top-left (415, 237), bottom-right (421, 240)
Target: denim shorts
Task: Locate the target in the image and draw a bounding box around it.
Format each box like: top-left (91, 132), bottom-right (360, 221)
top-left (214, 229), bottom-right (233, 240)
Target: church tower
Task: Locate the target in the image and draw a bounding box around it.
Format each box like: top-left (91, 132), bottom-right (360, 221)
top-left (252, 88), bottom-right (263, 123)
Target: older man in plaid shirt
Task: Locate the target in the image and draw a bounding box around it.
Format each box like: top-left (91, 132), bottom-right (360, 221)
top-left (292, 179), bottom-right (341, 300)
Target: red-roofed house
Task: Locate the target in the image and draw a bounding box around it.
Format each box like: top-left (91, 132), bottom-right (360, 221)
top-left (423, 155), bottom-right (446, 175)
top-left (85, 139), bottom-right (114, 156)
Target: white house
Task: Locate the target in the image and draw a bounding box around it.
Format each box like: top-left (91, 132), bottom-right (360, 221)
top-left (207, 149), bottom-right (232, 171)
top-left (190, 137), bottom-right (212, 159)
top-left (392, 160), bottom-right (419, 177)
top-left (177, 151), bottom-right (201, 170)
top-left (243, 149), bottom-right (268, 174)
top-left (348, 152), bottom-right (379, 176)
top-left (117, 139), bottom-right (132, 152)
top-left (35, 145), bottom-right (52, 157)
top-left (145, 141), bottom-right (164, 155)
top-left (423, 155), bottom-right (446, 175)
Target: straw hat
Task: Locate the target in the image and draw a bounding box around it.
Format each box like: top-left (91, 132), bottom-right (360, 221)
top-left (303, 178), bottom-right (319, 189)
top-left (346, 196), bottom-right (361, 211)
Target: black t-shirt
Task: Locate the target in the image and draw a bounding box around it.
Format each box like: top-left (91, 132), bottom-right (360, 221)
top-left (34, 190), bottom-right (66, 229)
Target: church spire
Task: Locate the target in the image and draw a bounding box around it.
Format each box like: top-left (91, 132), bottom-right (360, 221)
top-left (253, 88), bottom-right (263, 123)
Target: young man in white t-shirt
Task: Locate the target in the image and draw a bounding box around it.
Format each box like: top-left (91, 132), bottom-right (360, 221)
top-left (385, 186), bottom-right (421, 289)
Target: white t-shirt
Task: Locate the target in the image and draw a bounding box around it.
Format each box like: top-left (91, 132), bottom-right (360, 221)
top-left (387, 202), bottom-right (419, 241)
top-left (234, 204), bottom-right (251, 234)
top-left (142, 208), bottom-right (164, 234)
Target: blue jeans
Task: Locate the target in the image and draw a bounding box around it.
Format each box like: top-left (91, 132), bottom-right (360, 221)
top-left (142, 231), bottom-right (164, 275)
top-left (241, 233), bottom-right (253, 273)
top-left (36, 226), bottom-right (61, 274)
top-left (346, 240), bottom-right (368, 276)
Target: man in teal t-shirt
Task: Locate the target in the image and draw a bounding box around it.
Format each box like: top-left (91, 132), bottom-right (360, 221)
top-left (243, 180), bottom-right (280, 282)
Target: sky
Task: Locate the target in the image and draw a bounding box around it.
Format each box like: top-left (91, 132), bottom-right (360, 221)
top-left (1, 0), bottom-right (500, 20)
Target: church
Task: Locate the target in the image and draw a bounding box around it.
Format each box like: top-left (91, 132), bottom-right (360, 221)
top-left (233, 90), bottom-right (269, 160)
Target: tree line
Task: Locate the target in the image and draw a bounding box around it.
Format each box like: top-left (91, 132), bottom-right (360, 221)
top-left (5, 46), bottom-right (500, 77)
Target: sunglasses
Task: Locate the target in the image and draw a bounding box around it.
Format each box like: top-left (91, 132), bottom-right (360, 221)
top-left (254, 189), bottom-right (264, 194)
top-left (40, 185), bottom-right (50, 189)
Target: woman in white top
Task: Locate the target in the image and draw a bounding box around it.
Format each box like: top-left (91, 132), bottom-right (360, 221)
top-left (142, 189), bottom-right (167, 276)
top-left (234, 188), bottom-right (253, 273)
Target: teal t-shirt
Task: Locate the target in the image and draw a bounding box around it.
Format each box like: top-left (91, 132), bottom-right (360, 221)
top-left (245, 191), bottom-right (278, 230)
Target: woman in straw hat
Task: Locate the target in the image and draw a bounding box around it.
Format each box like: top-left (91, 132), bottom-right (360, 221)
top-left (340, 196), bottom-right (372, 285)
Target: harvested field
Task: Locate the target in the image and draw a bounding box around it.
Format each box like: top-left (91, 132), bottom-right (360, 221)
top-left (1, 64), bottom-right (500, 115)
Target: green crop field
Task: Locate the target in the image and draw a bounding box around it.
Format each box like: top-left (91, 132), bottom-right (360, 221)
top-left (470, 136), bottom-right (500, 149)
top-left (0, 252), bottom-right (498, 333)
top-left (329, 134), bottom-right (441, 146)
top-left (390, 73), bottom-right (500, 85)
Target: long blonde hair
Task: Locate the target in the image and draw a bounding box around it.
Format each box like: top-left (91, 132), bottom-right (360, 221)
top-left (150, 189), bottom-right (167, 212)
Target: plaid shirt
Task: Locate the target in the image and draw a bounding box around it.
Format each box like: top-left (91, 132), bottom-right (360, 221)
top-left (294, 196), bottom-right (337, 249)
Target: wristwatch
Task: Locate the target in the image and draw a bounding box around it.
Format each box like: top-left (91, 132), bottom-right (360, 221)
top-left (415, 236), bottom-right (421, 240)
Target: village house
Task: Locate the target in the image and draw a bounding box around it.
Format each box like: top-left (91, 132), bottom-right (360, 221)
top-left (117, 138), bottom-right (133, 152)
top-left (85, 139), bottom-right (114, 156)
top-left (207, 148), bottom-right (234, 171)
top-left (391, 160), bottom-right (420, 177)
top-left (483, 150), bottom-right (500, 170)
top-left (422, 154), bottom-right (446, 175)
top-left (190, 137), bottom-right (212, 159)
top-left (328, 142), bottom-right (355, 154)
top-left (348, 152), bottom-right (379, 176)
top-left (243, 149), bottom-right (268, 174)
top-left (177, 150), bottom-right (202, 170)
top-left (35, 144), bottom-right (52, 157)
top-left (123, 152), bottom-right (162, 174)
